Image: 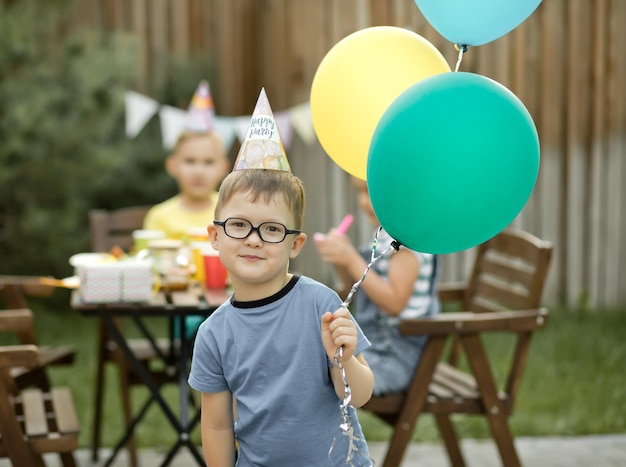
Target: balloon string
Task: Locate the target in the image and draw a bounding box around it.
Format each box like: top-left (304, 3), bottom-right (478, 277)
top-left (328, 226), bottom-right (397, 465)
top-left (454, 44), bottom-right (468, 72)
top-left (341, 226), bottom-right (400, 309)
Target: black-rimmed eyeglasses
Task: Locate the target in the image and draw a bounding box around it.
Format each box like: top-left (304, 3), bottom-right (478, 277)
top-left (213, 218), bottom-right (301, 244)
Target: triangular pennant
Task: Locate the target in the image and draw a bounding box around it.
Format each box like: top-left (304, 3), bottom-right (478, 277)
top-left (235, 116), bottom-right (251, 142)
top-left (274, 111), bottom-right (294, 149)
top-left (159, 105), bottom-right (187, 149)
top-left (125, 90), bottom-right (160, 138)
top-left (289, 102), bottom-right (316, 145)
top-left (213, 116), bottom-right (238, 151)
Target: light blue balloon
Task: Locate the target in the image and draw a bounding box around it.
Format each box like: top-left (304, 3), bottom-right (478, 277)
top-left (367, 72), bottom-right (539, 254)
top-left (415, 0), bottom-right (541, 46)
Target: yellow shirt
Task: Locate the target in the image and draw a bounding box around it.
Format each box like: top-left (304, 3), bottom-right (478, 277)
top-left (143, 194), bottom-right (217, 240)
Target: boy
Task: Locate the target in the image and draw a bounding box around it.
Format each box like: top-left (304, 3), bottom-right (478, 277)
top-left (143, 81), bottom-right (230, 239)
top-left (188, 89), bottom-right (374, 466)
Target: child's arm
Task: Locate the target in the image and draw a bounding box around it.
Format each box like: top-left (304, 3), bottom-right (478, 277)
top-left (314, 232), bottom-right (367, 299)
top-left (201, 390), bottom-right (235, 466)
top-left (316, 233), bottom-right (419, 315)
top-left (321, 308), bottom-right (374, 407)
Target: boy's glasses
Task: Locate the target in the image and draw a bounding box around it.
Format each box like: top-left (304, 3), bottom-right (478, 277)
top-left (213, 218), bottom-right (301, 244)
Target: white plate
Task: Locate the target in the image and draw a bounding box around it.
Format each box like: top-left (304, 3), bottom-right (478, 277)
top-left (69, 252), bottom-right (115, 267)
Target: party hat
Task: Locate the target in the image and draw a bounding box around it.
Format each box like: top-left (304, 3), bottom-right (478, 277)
top-left (233, 88), bottom-right (290, 172)
top-left (185, 80), bottom-right (215, 132)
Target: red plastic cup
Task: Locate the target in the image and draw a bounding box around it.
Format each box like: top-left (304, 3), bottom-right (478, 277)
top-left (203, 251), bottom-right (228, 289)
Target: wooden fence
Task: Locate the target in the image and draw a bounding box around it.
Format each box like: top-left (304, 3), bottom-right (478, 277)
top-left (64, 0), bottom-right (626, 309)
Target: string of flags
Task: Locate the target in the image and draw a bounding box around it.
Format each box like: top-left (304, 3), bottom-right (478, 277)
top-left (124, 86), bottom-right (316, 151)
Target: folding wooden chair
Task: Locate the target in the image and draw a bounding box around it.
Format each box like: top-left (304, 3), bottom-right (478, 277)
top-left (0, 310), bottom-right (80, 467)
top-left (0, 277), bottom-right (76, 391)
top-left (362, 228), bottom-right (553, 467)
top-left (88, 206), bottom-right (174, 467)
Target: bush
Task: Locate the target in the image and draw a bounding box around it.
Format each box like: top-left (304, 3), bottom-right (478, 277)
top-left (0, 0), bottom-right (214, 278)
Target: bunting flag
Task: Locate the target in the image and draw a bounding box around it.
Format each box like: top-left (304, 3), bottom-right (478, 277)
top-left (213, 116), bottom-right (238, 150)
top-left (289, 102), bottom-right (316, 145)
top-left (124, 90), bottom-right (315, 151)
top-left (158, 105), bottom-right (188, 150)
top-left (124, 90), bottom-right (160, 138)
top-left (274, 110), bottom-right (294, 149)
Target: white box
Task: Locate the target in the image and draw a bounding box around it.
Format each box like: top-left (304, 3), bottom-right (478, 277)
top-left (78, 260), bottom-right (153, 303)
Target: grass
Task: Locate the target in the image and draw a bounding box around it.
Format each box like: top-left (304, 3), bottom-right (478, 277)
top-left (3, 290), bottom-right (626, 448)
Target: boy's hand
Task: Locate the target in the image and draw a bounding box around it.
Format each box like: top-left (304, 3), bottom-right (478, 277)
top-left (321, 307), bottom-right (357, 362)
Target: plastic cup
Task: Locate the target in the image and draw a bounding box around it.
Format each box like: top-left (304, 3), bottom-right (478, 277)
top-left (190, 241), bottom-right (212, 283)
top-left (132, 230), bottom-right (165, 253)
top-left (202, 245), bottom-right (228, 289)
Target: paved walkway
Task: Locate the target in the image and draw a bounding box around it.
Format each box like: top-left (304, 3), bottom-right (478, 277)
top-left (9, 434), bottom-right (625, 466)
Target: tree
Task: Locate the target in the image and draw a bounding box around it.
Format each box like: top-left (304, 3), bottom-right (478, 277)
top-left (0, 0), bottom-right (169, 276)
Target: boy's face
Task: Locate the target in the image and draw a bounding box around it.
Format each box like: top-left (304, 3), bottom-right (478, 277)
top-left (208, 190), bottom-right (307, 300)
top-left (166, 135), bottom-right (229, 201)
top-left (352, 177), bottom-right (379, 226)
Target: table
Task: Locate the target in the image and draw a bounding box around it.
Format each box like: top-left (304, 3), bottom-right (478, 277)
top-left (73, 284), bottom-right (230, 467)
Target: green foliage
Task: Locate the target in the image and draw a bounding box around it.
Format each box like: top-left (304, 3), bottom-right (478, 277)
top-left (0, 0), bottom-right (203, 278)
top-left (1, 1), bottom-right (130, 275)
top-left (359, 307), bottom-right (626, 442)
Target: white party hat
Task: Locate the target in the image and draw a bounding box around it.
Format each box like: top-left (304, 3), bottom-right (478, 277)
top-left (185, 80), bottom-right (215, 132)
top-left (233, 88), bottom-right (290, 172)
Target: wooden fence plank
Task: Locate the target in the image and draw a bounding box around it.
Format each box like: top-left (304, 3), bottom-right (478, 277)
top-left (617, 0), bottom-right (626, 304)
top-left (514, 6), bottom-right (543, 236)
top-left (509, 19), bottom-right (526, 233)
top-left (537, 0), bottom-right (565, 305)
top-left (130, 0), bottom-right (148, 92)
top-left (112, 0), bottom-right (128, 32)
top-left (148, 0), bottom-right (170, 93)
top-left (171, 0), bottom-right (190, 59)
top-left (565, 0), bottom-right (590, 306)
top-left (589, 0), bottom-right (609, 307)
top-left (605, 0), bottom-right (625, 307)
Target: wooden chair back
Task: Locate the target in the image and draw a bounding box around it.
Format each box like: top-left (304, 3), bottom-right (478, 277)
top-left (89, 205), bottom-right (152, 252)
top-left (463, 228), bottom-right (552, 312)
top-left (0, 279), bottom-right (75, 392)
top-left (0, 312), bottom-right (80, 467)
top-left (362, 228), bottom-right (553, 467)
top-left (445, 228), bottom-right (552, 367)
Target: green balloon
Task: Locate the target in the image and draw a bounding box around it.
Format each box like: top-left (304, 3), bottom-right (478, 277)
top-left (367, 72), bottom-right (539, 254)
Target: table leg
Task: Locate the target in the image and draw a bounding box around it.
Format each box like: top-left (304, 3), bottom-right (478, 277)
top-left (101, 312), bottom-right (182, 426)
top-left (104, 396), bottom-right (154, 467)
top-left (96, 309), bottom-right (206, 466)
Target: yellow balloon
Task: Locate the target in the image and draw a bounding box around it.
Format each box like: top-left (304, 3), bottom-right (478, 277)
top-left (311, 26), bottom-right (451, 180)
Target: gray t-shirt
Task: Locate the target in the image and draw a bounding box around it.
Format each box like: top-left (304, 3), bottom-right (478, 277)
top-left (189, 275), bottom-right (371, 466)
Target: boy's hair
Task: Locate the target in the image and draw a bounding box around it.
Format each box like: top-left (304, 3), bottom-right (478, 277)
top-left (172, 130), bottom-right (226, 159)
top-left (215, 170), bottom-right (306, 229)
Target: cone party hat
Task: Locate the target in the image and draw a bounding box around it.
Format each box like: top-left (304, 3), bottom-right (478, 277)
top-left (185, 80), bottom-right (215, 132)
top-left (233, 88), bottom-right (290, 172)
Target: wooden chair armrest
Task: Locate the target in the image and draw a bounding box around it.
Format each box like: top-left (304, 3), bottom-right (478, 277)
top-left (0, 275), bottom-right (42, 287)
top-left (438, 281), bottom-right (466, 301)
top-left (0, 309), bottom-right (35, 332)
top-left (0, 275), bottom-right (55, 298)
top-left (0, 345), bottom-right (41, 369)
top-left (399, 308), bottom-right (548, 336)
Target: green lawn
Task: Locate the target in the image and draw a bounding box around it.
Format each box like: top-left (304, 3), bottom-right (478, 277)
top-left (4, 291), bottom-right (626, 448)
